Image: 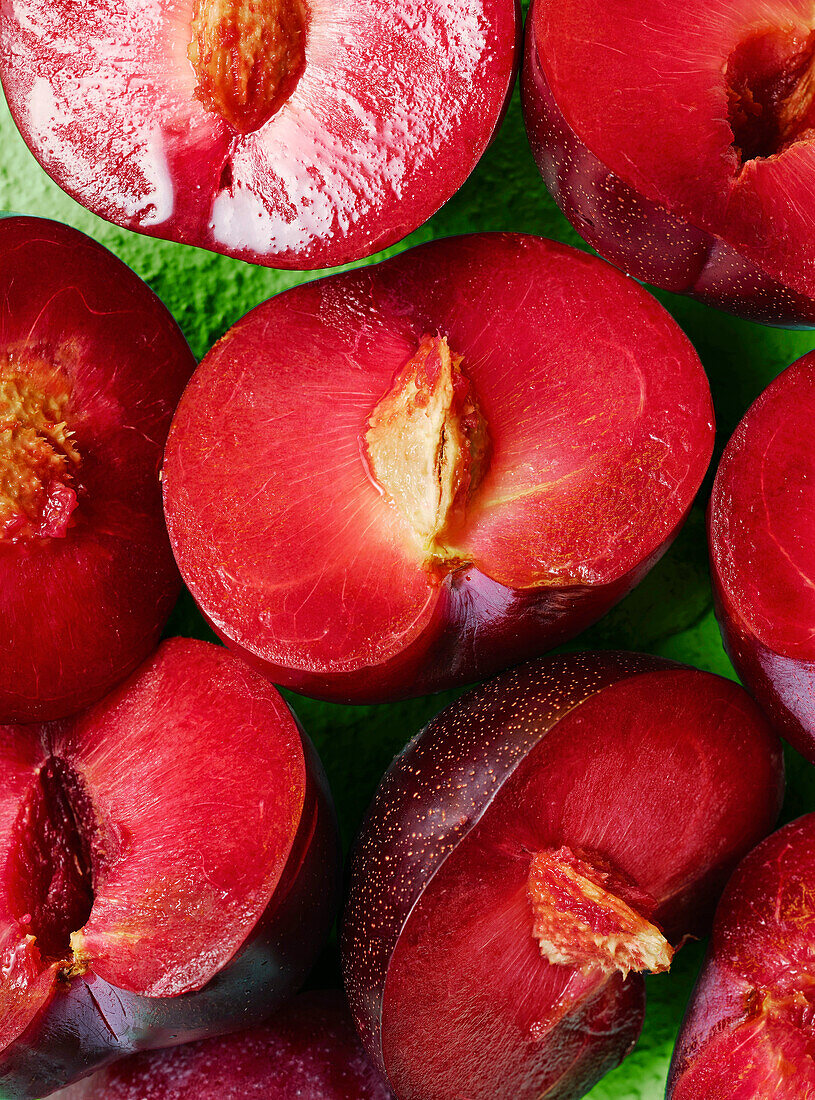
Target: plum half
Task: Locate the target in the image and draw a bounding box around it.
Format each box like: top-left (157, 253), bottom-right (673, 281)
top-left (0, 0), bottom-right (518, 269)
top-left (709, 350), bottom-right (815, 763)
top-left (163, 233), bottom-right (714, 705)
top-left (0, 637), bottom-right (340, 1099)
top-left (55, 991), bottom-right (393, 1099)
top-left (342, 651), bottom-right (784, 1100)
top-left (0, 215), bottom-right (195, 723)
top-left (523, 0), bottom-right (815, 326)
top-left (668, 813), bottom-right (815, 1098)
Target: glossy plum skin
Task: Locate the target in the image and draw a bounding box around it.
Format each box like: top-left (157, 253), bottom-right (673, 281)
top-left (54, 992), bottom-right (393, 1100)
top-left (0, 216), bottom-right (195, 723)
top-left (0, 0), bottom-right (518, 269)
top-left (342, 652), bottom-right (784, 1100)
top-left (710, 352), bottom-right (815, 763)
top-left (0, 639), bottom-right (341, 1099)
top-left (668, 814), bottom-right (815, 1099)
top-left (522, 0), bottom-right (815, 326)
top-left (163, 233), bottom-right (714, 705)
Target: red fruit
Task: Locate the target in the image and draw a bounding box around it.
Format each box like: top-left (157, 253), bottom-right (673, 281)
top-left (709, 351), bottom-right (815, 763)
top-left (0, 638), bottom-right (340, 1099)
top-left (0, 0), bottom-right (518, 269)
top-left (667, 814), bottom-right (815, 1099)
top-left (342, 652), bottom-right (784, 1100)
top-left (162, 233), bottom-right (714, 705)
top-left (0, 215), bottom-right (195, 723)
top-left (54, 991), bottom-right (393, 1099)
top-left (522, 0), bottom-right (815, 326)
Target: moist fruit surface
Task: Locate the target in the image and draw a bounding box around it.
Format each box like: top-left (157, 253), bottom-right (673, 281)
top-left (0, 215), bottom-right (195, 722)
top-left (0, 0), bottom-right (518, 268)
top-left (343, 651), bottom-right (784, 1100)
top-left (709, 350), bottom-right (815, 763)
top-left (0, 638), bottom-right (340, 1099)
top-left (163, 233), bottom-right (714, 703)
top-left (668, 813), bottom-right (815, 1099)
top-left (523, 0), bottom-right (815, 325)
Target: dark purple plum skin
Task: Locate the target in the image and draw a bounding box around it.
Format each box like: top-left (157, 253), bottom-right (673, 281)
top-left (0, 734), bottom-right (340, 1100)
top-left (341, 652), bottom-right (784, 1099)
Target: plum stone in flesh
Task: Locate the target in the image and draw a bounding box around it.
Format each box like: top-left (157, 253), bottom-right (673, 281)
top-left (163, 233), bottom-right (715, 704)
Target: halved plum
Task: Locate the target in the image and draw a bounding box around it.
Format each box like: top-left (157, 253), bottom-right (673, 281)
top-left (162, 233), bottom-right (715, 704)
top-left (523, 0), bottom-right (815, 325)
top-left (55, 991), bottom-right (393, 1099)
top-left (0, 637), bottom-right (340, 1099)
top-left (0, 215), bottom-right (195, 722)
top-left (668, 813), bottom-right (815, 1099)
top-left (709, 350), bottom-right (815, 763)
top-left (0, 0), bottom-right (518, 269)
top-left (342, 651), bottom-right (784, 1100)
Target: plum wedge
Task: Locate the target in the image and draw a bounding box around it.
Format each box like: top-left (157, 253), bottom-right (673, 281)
top-left (163, 233), bottom-right (714, 704)
top-left (709, 351), bottom-right (815, 763)
top-left (55, 992), bottom-right (393, 1099)
top-left (0, 0), bottom-right (518, 269)
top-left (0, 215), bottom-right (195, 722)
top-left (0, 638), bottom-right (340, 1099)
top-left (523, 0), bottom-right (815, 325)
top-left (668, 813), bottom-right (815, 1099)
top-left (342, 652), bottom-right (784, 1100)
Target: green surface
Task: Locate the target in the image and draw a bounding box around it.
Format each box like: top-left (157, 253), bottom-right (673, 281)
top-left (2, 30), bottom-right (815, 1096)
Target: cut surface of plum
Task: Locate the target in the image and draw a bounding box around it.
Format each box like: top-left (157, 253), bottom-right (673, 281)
top-left (668, 813), bottom-right (815, 1100)
top-left (342, 652), bottom-right (784, 1100)
top-left (0, 0), bottom-right (518, 269)
top-left (55, 991), bottom-right (393, 1099)
top-left (522, 0), bottom-right (815, 325)
top-left (0, 215), bottom-right (195, 723)
top-left (163, 233), bottom-right (714, 704)
top-left (709, 350), bottom-right (815, 762)
top-left (0, 637), bottom-right (340, 1099)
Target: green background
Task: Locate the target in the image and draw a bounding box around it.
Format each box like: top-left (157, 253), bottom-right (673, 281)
top-left (2, 15), bottom-right (814, 1094)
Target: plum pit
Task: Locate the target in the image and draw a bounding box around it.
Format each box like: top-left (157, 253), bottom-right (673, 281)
top-left (0, 358), bottom-right (80, 542)
top-left (9, 758), bottom-right (95, 969)
top-left (528, 847), bottom-right (673, 978)
top-left (188, 0), bottom-right (308, 134)
top-left (727, 27), bottom-right (815, 167)
top-left (365, 334), bottom-right (490, 567)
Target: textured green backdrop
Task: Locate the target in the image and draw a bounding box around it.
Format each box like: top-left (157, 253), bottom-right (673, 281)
top-left (2, 21), bottom-right (814, 1096)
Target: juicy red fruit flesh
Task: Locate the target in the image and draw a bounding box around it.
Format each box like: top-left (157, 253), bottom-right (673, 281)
top-left (0, 215), bottom-right (195, 723)
top-left (0, 0), bottom-right (518, 269)
top-left (54, 992), bottom-right (393, 1100)
top-left (522, 0), bottom-right (815, 326)
top-left (342, 652), bottom-right (784, 1100)
top-left (668, 814), bottom-right (815, 1099)
top-left (163, 233), bottom-right (714, 705)
top-left (0, 638), bottom-right (340, 1099)
top-left (709, 350), bottom-right (815, 764)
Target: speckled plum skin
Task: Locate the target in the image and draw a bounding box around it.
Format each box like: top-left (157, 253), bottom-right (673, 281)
top-left (0, 0), bottom-right (518, 269)
top-left (0, 216), bottom-right (195, 722)
top-left (522, 0), bottom-right (815, 326)
top-left (342, 652), bottom-right (784, 1100)
top-left (668, 814), bottom-right (815, 1099)
top-left (0, 639), bottom-right (341, 1099)
top-left (163, 234), bottom-right (714, 705)
top-left (54, 992), bottom-right (393, 1100)
top-left (710, 351), bottom-right (815, 763)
